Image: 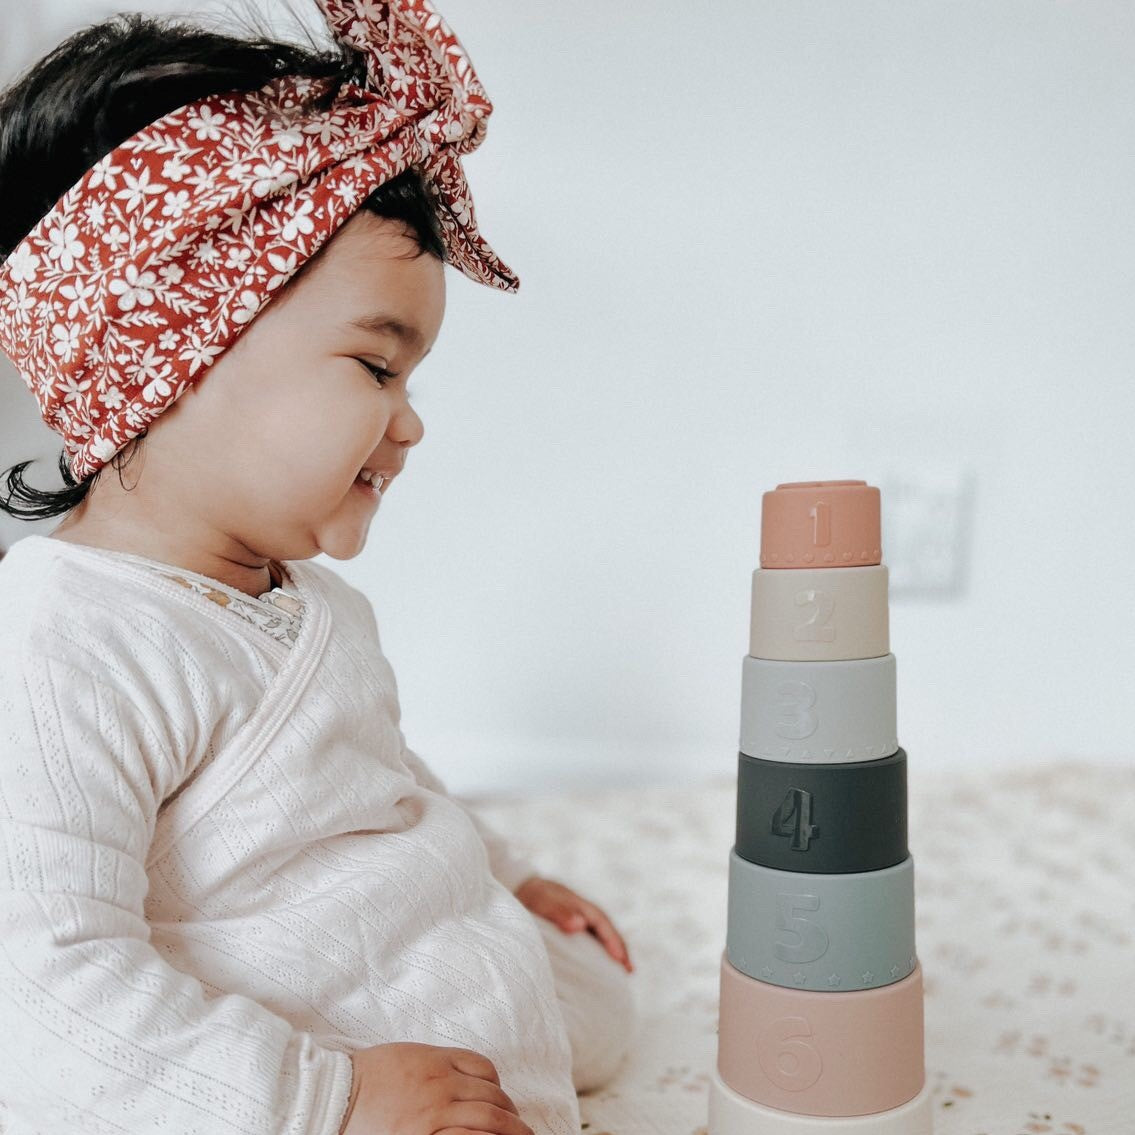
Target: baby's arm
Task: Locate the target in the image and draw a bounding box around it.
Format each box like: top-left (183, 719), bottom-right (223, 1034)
top-left (396, 736), bottom-right (634, 972)
top-left (0, 647), bottom-right (352, 1134)
top-left (397, 737), bottom-right (539, 894)
top-left (359, 598), bottom-right (539, 894)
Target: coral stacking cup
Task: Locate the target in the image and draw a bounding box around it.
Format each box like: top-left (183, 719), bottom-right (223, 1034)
top-left (758, 480), bottom-right (882, 569)
top-left (708, 480), bottom-right (933, 1135)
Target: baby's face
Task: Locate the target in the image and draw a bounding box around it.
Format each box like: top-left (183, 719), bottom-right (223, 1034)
top-left (133, 209), bottom-right (446, 566)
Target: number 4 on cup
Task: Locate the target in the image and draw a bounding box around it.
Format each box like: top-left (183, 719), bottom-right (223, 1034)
top-left (770, 786), bottom-right (821, 851)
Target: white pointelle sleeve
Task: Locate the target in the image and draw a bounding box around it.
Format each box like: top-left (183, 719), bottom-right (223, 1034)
top-left (396, 735), bottom-right (540, 895)
top-left (0, 648), bottom-right (353, 1135)
top-left (355, 583), bottom-right (540, 897)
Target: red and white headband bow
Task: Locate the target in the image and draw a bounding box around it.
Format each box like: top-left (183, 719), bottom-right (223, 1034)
top-left (0, 0), bottom-right (517, 482)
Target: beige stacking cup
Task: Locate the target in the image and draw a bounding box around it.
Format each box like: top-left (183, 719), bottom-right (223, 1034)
top-left (749, 565), bottom-right (889, 661)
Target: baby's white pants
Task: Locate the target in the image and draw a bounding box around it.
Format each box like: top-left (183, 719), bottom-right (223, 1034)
top-left (531, 913), bottom-right (637, 1094)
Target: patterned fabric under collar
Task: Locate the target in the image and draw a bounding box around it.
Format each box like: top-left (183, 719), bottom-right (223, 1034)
top-left (0, 0), bottom-right (517, 482)
top-left (161, 568), bottom-right (305, 647)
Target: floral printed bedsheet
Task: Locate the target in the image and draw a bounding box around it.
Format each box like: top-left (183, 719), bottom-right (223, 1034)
top-left (470, 760), bottom-right (1135, 1135)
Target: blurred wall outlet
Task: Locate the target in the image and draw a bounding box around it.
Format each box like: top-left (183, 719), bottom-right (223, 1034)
top-left (876, 467), bottom-right (975, 599)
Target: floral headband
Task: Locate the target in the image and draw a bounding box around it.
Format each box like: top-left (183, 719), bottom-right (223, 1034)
top-left (0, 0), bottom-right (518, 481)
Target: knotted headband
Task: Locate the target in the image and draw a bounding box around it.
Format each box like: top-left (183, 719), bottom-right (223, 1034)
top-left (0, 0), bottom-right (518, 482)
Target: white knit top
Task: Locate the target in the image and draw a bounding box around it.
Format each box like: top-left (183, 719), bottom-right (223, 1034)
top-left (0, 534), bottom-right (579, 1135)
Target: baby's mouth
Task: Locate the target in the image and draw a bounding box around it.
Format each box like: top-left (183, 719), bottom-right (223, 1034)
top-left (353, 470), bottom-right (386, 496)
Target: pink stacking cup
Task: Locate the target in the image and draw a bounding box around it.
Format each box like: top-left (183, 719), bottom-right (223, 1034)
top-left (760, 481), bottom-right (881, 569)
top-left (717, 951), bottom-right (925, 1117)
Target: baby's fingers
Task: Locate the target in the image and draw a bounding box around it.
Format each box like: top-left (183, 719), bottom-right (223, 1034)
top-left (441, 1099), bottom-right (533, 1135)
top-left (455, 1072), bottom-right (521, 1117)
top-left (582, 907), bottom-right (634, 970)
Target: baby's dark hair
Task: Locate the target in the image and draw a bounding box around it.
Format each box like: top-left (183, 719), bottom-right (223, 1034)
top-left (0, 1), bottom-right (447, 522)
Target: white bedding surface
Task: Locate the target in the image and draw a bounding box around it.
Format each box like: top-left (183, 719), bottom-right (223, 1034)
top-left (471, 760), bottom-right (1135, 1135)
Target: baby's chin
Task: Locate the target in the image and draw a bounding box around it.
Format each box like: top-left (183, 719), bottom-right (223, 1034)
top-left (256, 488), bottom-right (384, 562)
top-left (310, 515), bottom-right (380, 562)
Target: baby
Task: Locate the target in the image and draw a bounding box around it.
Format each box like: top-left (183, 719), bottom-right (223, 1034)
top-left (0, 2), bottom-right (635, 1133)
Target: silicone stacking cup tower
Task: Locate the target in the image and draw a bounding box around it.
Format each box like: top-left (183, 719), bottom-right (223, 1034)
top-left (708, 480), bottom-right (933, 1135)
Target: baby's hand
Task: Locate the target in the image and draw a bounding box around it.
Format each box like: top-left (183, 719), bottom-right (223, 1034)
top-left (514, 875), bottom-right (634, 973)
top-left (339, 1043), bottom-right (532, 1135)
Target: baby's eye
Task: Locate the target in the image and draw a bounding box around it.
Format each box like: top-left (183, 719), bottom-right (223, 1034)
top-left (358, 359), bottom-right (396, 387)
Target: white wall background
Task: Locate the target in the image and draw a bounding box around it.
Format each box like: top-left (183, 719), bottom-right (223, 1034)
top-left (2, 0), bottom-right (1132, 795)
